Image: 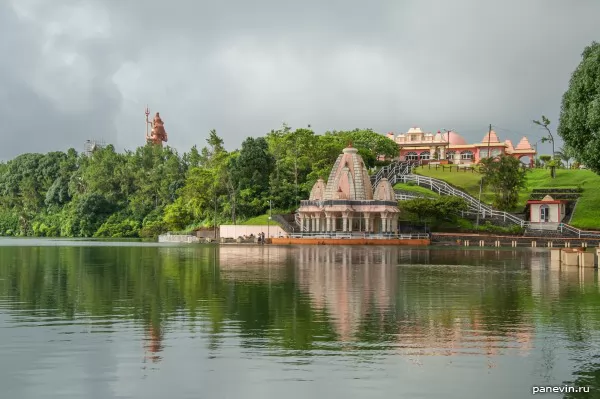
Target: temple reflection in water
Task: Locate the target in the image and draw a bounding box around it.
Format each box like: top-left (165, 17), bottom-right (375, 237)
top-left (289, 246), bottom-right (543, 356)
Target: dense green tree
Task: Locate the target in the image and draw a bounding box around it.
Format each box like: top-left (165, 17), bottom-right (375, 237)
top-left (400, 196), bottom-right (468, 224)
top-left (479, 156), bottom-right (528, 211)
top-left (557, 41), bottom-right (600, 174)
top-left (0, 125), bottom-right (408, 237)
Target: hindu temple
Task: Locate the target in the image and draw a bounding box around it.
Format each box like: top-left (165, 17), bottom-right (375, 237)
top-left (387, 127), bottom-right (536, 166)
top-left (295, 144), bottom-right (400, 235)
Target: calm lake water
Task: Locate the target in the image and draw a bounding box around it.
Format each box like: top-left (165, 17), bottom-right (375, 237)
top-left (1, 239), bottom-right (599, 398)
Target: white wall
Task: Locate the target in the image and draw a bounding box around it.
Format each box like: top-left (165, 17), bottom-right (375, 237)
top-left (219, 225), bottom-right (287, 238)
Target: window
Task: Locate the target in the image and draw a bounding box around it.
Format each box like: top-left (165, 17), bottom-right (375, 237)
top-left (419, 151), bottom-right (430, 160)
top-left (480, 148), bottom-right (503, 158)
top-left (446, 151), bottom-right (456, 160)
top-left (406, 151), bottom-right (418, 161)
top-left (461, 151), bottom-right (474, 160)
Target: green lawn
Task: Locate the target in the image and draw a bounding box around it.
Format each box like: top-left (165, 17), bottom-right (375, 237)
top-left (414, 165), bottom-right (600, 230)
top-left (238, 214), bottom-right (282, 226)
top-left (393, 182), bottom-right (440, 197)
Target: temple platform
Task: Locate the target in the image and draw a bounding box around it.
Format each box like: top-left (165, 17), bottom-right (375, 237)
top-left (270, 234), bottom-right (430, 246)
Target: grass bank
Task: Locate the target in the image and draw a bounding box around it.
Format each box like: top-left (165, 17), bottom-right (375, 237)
top-left (238, 214), bottom-right (282, 226)
top-left (393, 182), bottom-right (440, 197)
top-left (414, 166), bottom-right (600, 230)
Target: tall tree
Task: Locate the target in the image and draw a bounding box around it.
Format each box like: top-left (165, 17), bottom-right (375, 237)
top-left (479, 156), bottom-right (527, 211)
top-left (532, 116), bottom-right (557, 178)
top-left (557, 41), bottom-right (600, 174)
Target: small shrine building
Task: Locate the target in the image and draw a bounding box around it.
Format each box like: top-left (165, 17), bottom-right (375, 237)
top-left (296, 145), bottom-right (400, 234)
top-left (527, 195), bottom-right (567, 224)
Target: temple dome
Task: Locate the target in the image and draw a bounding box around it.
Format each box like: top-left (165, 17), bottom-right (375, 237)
top-left (324, 145), bottom-right (373, 200)
top-left (443, 131), bottom-right (467, 145)
top-left (373, 178), bottom-right (395, 201)
top-left (309, 178), bottom-right (326, 200)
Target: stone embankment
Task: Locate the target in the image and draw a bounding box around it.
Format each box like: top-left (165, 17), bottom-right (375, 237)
top-left (432, 232), bottom-right (600, 248)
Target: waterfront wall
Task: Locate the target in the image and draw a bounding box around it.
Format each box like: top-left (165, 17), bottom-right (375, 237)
top-left (270, 237), bottom-right (430, 246)
top-left (432, 232), bottom-right (600, 247)
top-left (220, 225), bottom-right (287, 239)
top-left (158, 234), bottom-right (201, 243)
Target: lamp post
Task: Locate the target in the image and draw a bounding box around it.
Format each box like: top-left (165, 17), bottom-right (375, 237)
top-left (214, 192), bottom-right (218, 240)
top-left (443, 129), bottom-right (454, 163)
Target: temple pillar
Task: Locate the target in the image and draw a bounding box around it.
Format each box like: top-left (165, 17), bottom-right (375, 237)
top-left (364, 214), bottom-right (370, 233)
top-left (316, 216), bottom-right (321, 232)
top-left (380, 212), bottom-right (388, 233)
top-left (299, 214), bottom-right (305, 231)
top-left (440, 146), bottom-right (446, 159)
top-left (342, 214), bottom-right (348, 232)
top-left (312, 215), bottom-right (318, 232)
top-left (347, 213), bottom-right (353, 232)
top-left (391, 216), bottom-right (398, 234)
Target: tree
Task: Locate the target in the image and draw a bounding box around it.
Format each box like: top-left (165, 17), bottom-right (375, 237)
top-left (479, 156), bottom-right (528, 211)
top-left (554, 146), bottom-right (573, 169)
top-left (557, 41), bottom-right (600, 174)
top-left (400, 197), bottom-right (468, 224)
top-left (539, 155), bottom-right (552, 165)
top-left (533, 116), bottom-right (557, 178)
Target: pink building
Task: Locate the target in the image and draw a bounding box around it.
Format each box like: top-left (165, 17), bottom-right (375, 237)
top-left (297, 144), bottom-right (400, 234)
top-left (386, 127), bottom-right (536, 166)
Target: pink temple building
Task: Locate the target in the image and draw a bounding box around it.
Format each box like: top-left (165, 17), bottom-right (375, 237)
top-left (386, 127), bottom-right (536, 166)
top-left (296, 144), bottom-right (400, 234)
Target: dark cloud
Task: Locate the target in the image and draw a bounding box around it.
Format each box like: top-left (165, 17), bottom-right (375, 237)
top-left (1, 0), bottom-right (599, 160)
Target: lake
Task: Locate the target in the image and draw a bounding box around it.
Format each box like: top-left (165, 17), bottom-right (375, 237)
top-left (0, 239), bottom-right (598, 398)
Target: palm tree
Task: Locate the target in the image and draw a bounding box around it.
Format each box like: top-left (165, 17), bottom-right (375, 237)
top-left (554, 148), bottom-right (571, 169)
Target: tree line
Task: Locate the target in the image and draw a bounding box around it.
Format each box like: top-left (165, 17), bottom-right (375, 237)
top-left (0, 127), bottom-right (398, 238)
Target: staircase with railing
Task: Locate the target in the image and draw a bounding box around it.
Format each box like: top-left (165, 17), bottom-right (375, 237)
top-left (370, 161), bottom-right (419, 188)
top-left (395, 173), bottom-right (600, 238)
top-left (272, 214), bottom-right (297, 234)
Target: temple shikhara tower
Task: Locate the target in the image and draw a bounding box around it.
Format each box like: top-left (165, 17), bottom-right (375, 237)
top-left (296, 144), bottom-right (400, 234)
top-left (145, 106), bottom-right (169, 146)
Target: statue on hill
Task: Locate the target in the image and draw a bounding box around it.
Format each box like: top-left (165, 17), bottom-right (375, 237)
top-left (145, 106), bottom-right (168, 146)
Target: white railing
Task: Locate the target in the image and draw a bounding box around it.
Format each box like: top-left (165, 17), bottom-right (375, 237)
top-left (371, 161), bottom-right (418, 188)
top-left (396, 193), bottom-right (423, 201)
top-left (400, 174), bottom-right (526, 226)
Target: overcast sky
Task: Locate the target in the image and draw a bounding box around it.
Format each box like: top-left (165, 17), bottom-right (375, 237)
top-left (1, 0), bottom-right (599, 160)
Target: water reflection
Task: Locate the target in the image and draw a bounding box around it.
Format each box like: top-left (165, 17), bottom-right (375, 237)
top-left (0, 242), bottom-right (599, 398)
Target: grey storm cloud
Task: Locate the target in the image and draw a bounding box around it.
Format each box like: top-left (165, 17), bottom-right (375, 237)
top-left (1, 0), bottom-right (599, 160)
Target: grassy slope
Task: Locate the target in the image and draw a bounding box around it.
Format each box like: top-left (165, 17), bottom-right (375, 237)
top-left (414, 166), bottom-right (600, 229)
top-left (393, 183), bottom-right (440, 197)
top-left (238, 214), bottom-right (282, 226)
